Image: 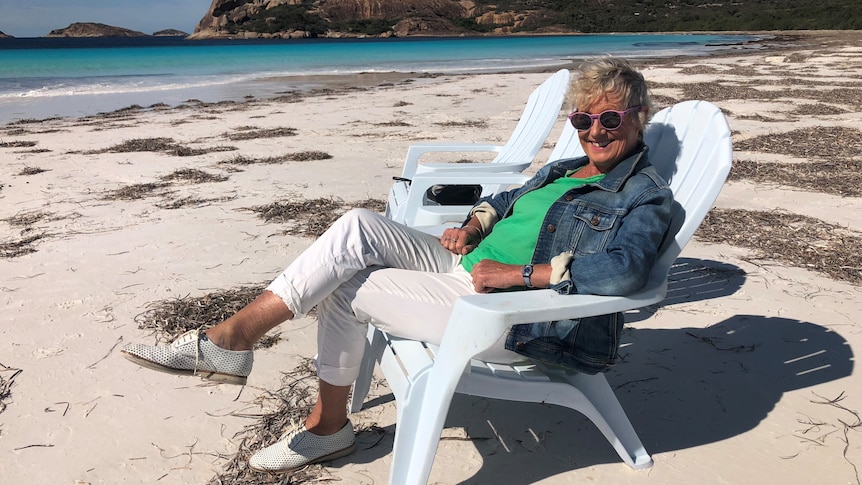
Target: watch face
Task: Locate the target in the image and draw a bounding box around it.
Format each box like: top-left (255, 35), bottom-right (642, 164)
top-left (522, 265), bottom-right (533, 276)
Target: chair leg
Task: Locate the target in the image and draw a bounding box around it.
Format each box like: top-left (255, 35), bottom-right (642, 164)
top-left (560, 372), bottom-right (653, 469)
top-left (388, 365), bottom-right (456, 485)
top-left (349, 327), bottom-right (387, 413)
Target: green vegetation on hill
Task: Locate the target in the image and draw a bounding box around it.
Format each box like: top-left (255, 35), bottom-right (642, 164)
top-left (528, 0), bottom-right (862, 32)
top-left (221, 3), bottom-right (329, 35)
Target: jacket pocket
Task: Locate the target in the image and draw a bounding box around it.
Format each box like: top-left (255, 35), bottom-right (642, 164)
top-left (570, 203), bottom-right (623, 255)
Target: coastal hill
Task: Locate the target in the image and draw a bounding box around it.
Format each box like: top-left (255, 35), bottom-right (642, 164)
top-left (0, 31), bottom-right (11, 38)
top-left (190, 0), bottom-right (862, 39)
top-left (46, 23), bottom-right (147, 38)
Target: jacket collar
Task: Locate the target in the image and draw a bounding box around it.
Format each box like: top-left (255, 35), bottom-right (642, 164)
top-left (550, 143), bottom-right (650, 193)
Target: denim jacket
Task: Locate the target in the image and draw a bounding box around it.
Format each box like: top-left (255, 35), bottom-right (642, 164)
top-left (467, 144), bottom-right (673, 374)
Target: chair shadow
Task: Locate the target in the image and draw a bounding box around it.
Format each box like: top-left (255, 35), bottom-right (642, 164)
top-left (433, 312), bottom-right (854, 484)
top-left (346, 259), bottom-right (854, 484)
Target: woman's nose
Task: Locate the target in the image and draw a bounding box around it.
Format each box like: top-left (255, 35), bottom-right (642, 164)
top-left (588, 117), bottom-right (606, 134)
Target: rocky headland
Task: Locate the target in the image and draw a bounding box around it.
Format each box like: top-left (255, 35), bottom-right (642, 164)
top-left (0, 31), bottom-right (11, 38)
top-left (188, 0), bottom-right (567, 39)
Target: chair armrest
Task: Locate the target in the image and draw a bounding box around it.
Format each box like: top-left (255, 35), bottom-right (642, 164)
top-left (400, 172), bottom-right (531, 226)
top-left (414, 161), bottom-right (532, 175)
top-left (440, 284), bottom-right (668, 362)
top-left (410, 284), bottom-right (668, 455)
top-left (401, 143), bottom-right (505, 178)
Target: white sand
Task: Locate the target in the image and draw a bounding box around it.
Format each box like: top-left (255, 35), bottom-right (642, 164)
top-left (1, 31), bottom-right (860, 485)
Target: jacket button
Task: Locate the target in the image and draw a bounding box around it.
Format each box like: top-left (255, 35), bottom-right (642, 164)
top-left (590, 216), bottom-right (600, 225)
top-left (547, 224), bottom-right (556, 233)
top-left (565, 195), bottom-right (574, 201)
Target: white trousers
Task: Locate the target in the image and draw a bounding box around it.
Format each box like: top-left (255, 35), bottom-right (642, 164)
top-left (266, 208), bottom-right (519, 386)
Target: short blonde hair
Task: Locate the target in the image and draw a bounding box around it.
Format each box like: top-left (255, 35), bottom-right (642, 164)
top-left (567, 57), bottom-right (654, 134)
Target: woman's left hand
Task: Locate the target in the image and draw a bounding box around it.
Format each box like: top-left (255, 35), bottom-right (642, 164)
top-left (439, 226), bottom-right (480, 255)
top-left (470, 260), bottom-right (523, 293)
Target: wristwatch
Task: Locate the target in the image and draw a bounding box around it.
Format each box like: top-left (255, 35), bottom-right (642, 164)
top-left (522, 264), bottom-right (535, 288)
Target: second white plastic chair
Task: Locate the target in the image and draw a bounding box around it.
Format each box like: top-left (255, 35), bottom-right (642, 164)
top-left (386, 69), bottom-right (570, 226)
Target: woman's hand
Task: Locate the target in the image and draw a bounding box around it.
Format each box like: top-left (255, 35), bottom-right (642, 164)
top-left (439, 225), bottom-right (482, 255)
top-left (470, 261), bottom-right (551, 293)
top-left (470, 260), bottom-right (524, 293)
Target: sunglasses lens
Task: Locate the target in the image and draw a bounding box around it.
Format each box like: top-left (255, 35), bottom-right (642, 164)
top-left (599, 111), bottom-right (623, 130)
top-left (571, 113), bottom-right (593, 131)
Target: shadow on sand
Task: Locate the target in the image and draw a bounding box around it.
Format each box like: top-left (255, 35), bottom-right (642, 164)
top-left (346, 258), bottom-right (854, 484)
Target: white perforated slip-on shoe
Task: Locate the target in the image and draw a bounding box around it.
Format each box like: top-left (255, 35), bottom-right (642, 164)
top-left (249, 420), bottom-right (356, 473)
top-left (122, 329), bottom-right (253, 385)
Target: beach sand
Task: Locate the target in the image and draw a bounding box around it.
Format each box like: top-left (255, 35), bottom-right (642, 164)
top-left (1, 31), bottom-right (861, 484)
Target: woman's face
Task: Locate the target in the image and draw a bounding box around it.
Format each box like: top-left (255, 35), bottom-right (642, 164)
top-left (578, 94), bottom-right (642, 172)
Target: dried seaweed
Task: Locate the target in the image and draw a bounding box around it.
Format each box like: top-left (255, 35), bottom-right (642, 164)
top-left (650, 94), bottom-right (678, 110)
top-left (0, 140), bottom-right (37, 148)
top-left (219, 151), bottom-right (333, 165)
top-left (434, 120), bottom-right (488, 128)
top-left (100, 137), bottom-right (180, 153)
top-left (792, 103), bottom-right (846, 116)
top-left (281, 151), bottom-right (333, 162)
top-left (3, 210), bottom-right (54, 227)
top-left (156, 195), bottom-right (236, 210)
top-left (730, 158), bottom-right (862, 197)
top-left (86, 137), bottom-right (233, 157)
top-left (735, 126), bottom-right (862, 159)
top-left (654, 81), bottom-right (862, 108)
top-left (16, 166), bottom-right (49, 176)
top-left (220, 154), bottom-right (260, 166)
top-left (225, 127), bottom-right (298, 141)
top-left (159, 168), bottom-right (229, 184)
top-left (350, 198), bottom-right (386, 213)
top-left (0, 233), bottom-right (47, 258)
top-left (208, 360), bottom-right (333, 485)
top-left (375, 120), bottom-right (412, 127)
top-left (133, 284), bottom-right (281, 348)
top-left (101, 182), bottom-right (170, 201)
top-left (677, 64), bottom-right (721, 75)
top-left (696, 208), bottom-right (862, 285)
top-left (249, 198), bottom-right (344, 238)
top-left (0, 363), bottom-right (22, 416)
top-left (173, 145), bottom-right (237, 157)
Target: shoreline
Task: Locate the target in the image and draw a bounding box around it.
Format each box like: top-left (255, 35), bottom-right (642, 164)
top-left (0, 31), bottom-right (785, 126)
top-left (1, 30), bottom-right (861, 484)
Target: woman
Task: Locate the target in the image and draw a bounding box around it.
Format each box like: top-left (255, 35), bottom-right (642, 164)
top-left (122, 57), bottom-right (673, 474)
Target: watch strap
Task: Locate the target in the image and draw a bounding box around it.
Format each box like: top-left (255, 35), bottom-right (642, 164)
top-left (522, 264), bottom-right (534, 288)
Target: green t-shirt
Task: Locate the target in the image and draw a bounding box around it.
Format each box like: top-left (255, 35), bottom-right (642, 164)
top-left (461, 173), bottom-right (605, 272)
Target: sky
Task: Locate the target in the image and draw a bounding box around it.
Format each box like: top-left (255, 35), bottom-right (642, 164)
top-left (0, 0), bottom-right (214, 38)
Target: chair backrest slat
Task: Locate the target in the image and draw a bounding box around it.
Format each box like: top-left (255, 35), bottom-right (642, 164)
top-left (491, 69), bottom-right (571, 165)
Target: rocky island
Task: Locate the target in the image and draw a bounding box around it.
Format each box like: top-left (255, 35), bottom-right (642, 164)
top-left (153, 29), bottom-right (190, 37)
top-left (46, 22), bottom-right (147, 38)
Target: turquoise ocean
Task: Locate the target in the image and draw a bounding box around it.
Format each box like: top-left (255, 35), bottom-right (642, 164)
top-left (0, 34), bottom-right (758, 123)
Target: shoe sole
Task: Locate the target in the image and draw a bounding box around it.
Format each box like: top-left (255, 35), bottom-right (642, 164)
top-left (248, 442), bottom-right (357, 474)
top-left (121, 350), bottom-right (248, 385)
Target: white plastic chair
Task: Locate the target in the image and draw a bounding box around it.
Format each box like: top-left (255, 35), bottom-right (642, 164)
top-left (351, 100), bottom-right (733, 484)
top-left (386, 69), bottom-right (571, 226)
